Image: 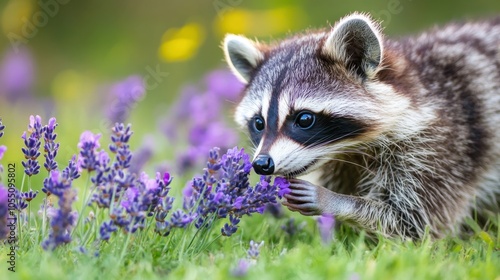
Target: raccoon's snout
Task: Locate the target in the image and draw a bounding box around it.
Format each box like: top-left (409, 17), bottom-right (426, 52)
top-left (252, 155), bottom-right (275, 175)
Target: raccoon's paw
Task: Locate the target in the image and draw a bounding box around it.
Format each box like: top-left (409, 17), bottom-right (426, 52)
top-left (282, 178), bottom-right (322, 216)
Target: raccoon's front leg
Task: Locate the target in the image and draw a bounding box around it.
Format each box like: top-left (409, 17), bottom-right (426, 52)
top-left (283, 178), bottom-right (400, 237)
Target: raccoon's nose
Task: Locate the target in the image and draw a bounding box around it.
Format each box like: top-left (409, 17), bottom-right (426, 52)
top-left (252, 155), bottom-right (275, 175)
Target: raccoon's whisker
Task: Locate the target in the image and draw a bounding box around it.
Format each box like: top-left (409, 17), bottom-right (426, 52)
top-left (340, 149), bottom-right (377, 160)
top-left (329, 158), bottom-right (374, 174)
top-left (281, 142), bottom-right (373, 174)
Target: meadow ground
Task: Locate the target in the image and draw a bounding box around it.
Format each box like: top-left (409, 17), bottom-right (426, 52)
top-left (0, 210), bottom-right (498, 280)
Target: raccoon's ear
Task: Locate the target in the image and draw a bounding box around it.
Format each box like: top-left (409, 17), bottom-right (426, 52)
top-left (322, 13), bottom-right (383, 78)
top-left (223, 34), bottom-right (264, 84)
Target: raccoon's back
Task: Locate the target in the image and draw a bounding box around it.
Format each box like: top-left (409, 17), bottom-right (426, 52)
top-left (400, 17), bottom-right (500, 211)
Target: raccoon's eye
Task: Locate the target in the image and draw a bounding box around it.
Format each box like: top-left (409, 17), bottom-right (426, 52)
top-left (254, 116), bottom-right (265, 131)
top-left (296, 112), bottom-right (315, 129)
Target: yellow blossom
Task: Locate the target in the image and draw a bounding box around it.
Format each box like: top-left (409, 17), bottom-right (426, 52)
top-left (214, 7), bottom-right (307, 37)
top-left (159, 22), bottom-right (205, 62)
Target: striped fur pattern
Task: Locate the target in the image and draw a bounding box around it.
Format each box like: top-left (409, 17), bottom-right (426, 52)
top-left (223, 13), bottom-right (500, 239)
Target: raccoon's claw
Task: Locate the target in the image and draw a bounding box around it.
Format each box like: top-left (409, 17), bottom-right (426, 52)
top-left (282, 178), bottom-right (322, 216)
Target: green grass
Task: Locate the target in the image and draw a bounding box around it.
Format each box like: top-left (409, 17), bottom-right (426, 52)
top-left (1, 201), bottom-right (499, 280)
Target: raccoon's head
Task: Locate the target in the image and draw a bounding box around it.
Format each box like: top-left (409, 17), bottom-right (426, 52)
top-left (223, 13), bottom-right (420, 177)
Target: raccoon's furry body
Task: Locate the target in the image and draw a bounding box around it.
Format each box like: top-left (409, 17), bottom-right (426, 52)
top-left (223, 13), bottom-right (500, 238)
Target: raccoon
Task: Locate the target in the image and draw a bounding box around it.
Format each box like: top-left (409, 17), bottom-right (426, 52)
top-left (222, 13), bottom-right (500, 239)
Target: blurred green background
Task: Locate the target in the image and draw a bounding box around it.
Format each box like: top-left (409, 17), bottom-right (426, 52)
top-left (0, 0), bottom-right (499, 179)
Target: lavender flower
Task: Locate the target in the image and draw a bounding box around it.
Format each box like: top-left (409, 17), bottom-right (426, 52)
top-left (109, 123), bottom-right (133, 170)
top-left (21, 189), bottom-right (39, 202)
top-left (129, 136), bottom-right (154, 175)
top-left (0, 185), bottom-right (8, 239)
top-left (317, 214), bottom-right (335, 245)
top-left (21, 115), bottom-right (43, 176)
top-left (179, 122), bottom-right (238, 172)
top-left (43, 117), bottom-right (59, 172)
top-left (82, 124), bottom-right (288, 242)
top-left (0, 145), bottom-right (5, 159)
top-left (42, 170), bottom-right (79, 250)
top-left (170, 210), bottom-right (194, 228)
top-left (91, 150), bottom-right (111, 188)
top-left (153, 173), bottom-right (175, 235)
top-left (99, 171), bottom-right (175, 239)
top-left (82, 123), bottom-right (177, 240)
top-left (161, 85), bottom-right (198, 141)
top-left (0, 118), bottom-right (5, 138)
top-left (281, 218), bottom-right (306, 237)
top-left (76, 131), bottom-right (102, 172)
top-left (231, 240), bottom-right (264, 277)
top-left (99, 220), bottom-right (117, 241)
top-left (264, 203), bottom-right (284, 219)
top-left (160, 69), bottom-right (242, 174)
top-left (106, 75), bottom-right (145, 124)
top-left (231, 240), bottom-right (263, 277)
top-left (62, 156), bottom-right (80, 181)
top-left (0, 47), bottom-right (34, 102)
top-left (42, 157), bottom-right (79, 196)
top-left (88, 123), bottom-right (134, 210)
top-left (204, 69), bottom-right (243, 102)
top-left (247, 240), bottom-right (264, 259)
top-left (231, 259), bottom-right (251, 277)
top-left (37, 197), bottom-right (54, 217)
top-left (180, 147), bottom-right (290, 237)
top-left (0, 145), bottom-right (6, 174)
top-left (14, 190), bottom-right (28, 211)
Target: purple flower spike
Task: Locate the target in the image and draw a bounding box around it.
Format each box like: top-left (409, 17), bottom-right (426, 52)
top-left (21, 115), bottom-right (43, 176)
top-left (42, 173), bottom-right (78, 250)
top-left (281, 218), bottom-right (306, 237)
top-left (62, 156), bottom-right (80, 181)
top-left (247, 240), bottom-right (264, 259)
top-left (264, 203), bottom-right (284, 219)
top-left (0, 48), bottom-right (34, 102)
top-left (28, 115), bottom-right (43, 136)
top-left (0, 145), bottom-right (6, 161)
top-left (14, 190), bottom-right (28, 211)
top-left (78, 131), bottom-right (101, 149)
top-left (77, 131), bottom-right (102, 172)
top-left (0, 145), bottom-right (5, 175)
top-left (99, 220), bottom-right (117, 241)
top-left (109, 123), bottom-right (133, 170)
top-left (205, 69), bottom-right (244, 102)
top-left (231, 259), bottom-right (251, 277)
top-left (42, 170), bottom-right (73, 196)
top-left (0, 118), bottom-right (5, 138)
top-left (91, 150), bottom-right (111, 187)
top-left (170, 210), bottom-right (194, 228)
top-left (84, 124), bottom-right (181, 239)
top-left (106, 75), bottom-right (146, 124)
top-left (160, 69), bottom-right (241, 174)
top-left (21, 189), bottom-right (39, 202)
top-left (275, 177), bottom-right (291, 198)
top-left (129, 136), bottom-right (154, 175)
top-left (43, 117), bottom-right (59, 172)
top-left (317, 214), bottom-right (335, 245)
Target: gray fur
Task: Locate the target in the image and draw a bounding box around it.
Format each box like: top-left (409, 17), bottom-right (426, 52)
top-left (225, 13), bottom-right (500, 239)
